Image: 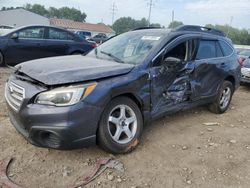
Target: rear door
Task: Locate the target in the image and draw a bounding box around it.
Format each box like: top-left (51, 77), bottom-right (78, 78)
top-left (44, 28), bottom-right (74, 56)
top-left (191, 39), bottom-right (224, 100)
top-left (5, 26), bottom-right (46, 64)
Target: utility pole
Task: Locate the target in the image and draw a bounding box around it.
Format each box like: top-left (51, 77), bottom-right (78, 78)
top-left (147, 0), bottom-right (154, 27)
top-left (172, 10), bottom-right (175, 23)
top-left (227, 16), bottom-right (234, 37)
top-left (111, 2), bottom-right (117, 26)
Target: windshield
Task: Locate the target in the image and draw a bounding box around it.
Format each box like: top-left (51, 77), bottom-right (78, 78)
top-left (87, 31), bottom-right (165, 64)
top-left (0, 29), bottom-right (14, 36)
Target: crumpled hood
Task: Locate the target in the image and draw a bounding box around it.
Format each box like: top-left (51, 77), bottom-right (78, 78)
top-left (16, 55), bottom-right (135, 85)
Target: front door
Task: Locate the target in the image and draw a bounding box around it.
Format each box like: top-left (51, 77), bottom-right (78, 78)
top-left (150, 38), bottom-right (198, 117)
top-left (6, 26), bottom-right (46, 64)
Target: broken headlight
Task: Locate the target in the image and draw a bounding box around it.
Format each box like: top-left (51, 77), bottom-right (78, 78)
top-left (35, 83), bottom-right (97, 106)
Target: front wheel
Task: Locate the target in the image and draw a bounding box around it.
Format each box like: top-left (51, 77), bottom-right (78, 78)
top-left (208, 81), bottom-right (234, 114)
top-left (98, 97), bottom-right (143, 154)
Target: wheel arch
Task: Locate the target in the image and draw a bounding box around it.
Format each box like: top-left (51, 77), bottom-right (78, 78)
top-left (70, 50), bottom-right (84, 55)
top-left (225, 75), bottom-right (235, 91)
top-left (113, 93), bottom-right (143, 111)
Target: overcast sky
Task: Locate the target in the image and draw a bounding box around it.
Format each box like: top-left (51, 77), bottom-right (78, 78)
top-left (1, 0), bottom-right (250, 29)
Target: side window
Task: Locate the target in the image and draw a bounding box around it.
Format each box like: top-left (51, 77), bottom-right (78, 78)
top-left (153, 39), bottom-right (198, 67)
top-left (216, 42), bottom-right (223, 57)
top-left (18, 27), bottom-right (45, 39)
top-left (219, 40), bottom-right (233, 56)
top-left (196, 40), bottom-right (216, 60)
top-left (164, 41), bottom-right (188, 62)
top-left (48, 28), bottom-right (74, 40)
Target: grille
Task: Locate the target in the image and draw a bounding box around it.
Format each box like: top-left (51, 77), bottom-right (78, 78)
top-left (241, 68), bottom-right (250, 77)
top-left (5, 82), bottom-right (25, 111)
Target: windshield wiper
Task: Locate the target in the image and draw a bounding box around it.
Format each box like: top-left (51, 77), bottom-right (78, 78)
top-left (100, 51), bottom-right (124, 63)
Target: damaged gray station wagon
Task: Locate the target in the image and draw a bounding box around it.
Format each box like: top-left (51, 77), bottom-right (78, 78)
top-left (5, 25), bottom-right (241, 154)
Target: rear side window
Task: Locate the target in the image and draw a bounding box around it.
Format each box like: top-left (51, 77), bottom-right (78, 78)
top-left (219, 40), bottom-right (234, 56)
top-left (216, 42), bottom-right (223, 57)
top-left (196, 40), bottom-right (217, 60)
top-left (48, 28), bottom-right (74, 41)
top-left (18, 27), bottom-right (45, 39)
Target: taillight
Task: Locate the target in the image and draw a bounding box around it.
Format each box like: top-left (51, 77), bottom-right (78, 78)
top-left (238, 57), bottom-right (245, 66)
top-left (91, 43), bottom-right (97, 48)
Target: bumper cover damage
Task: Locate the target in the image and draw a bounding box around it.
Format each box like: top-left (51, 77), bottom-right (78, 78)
top-left (5, 77), bottom-right (102, 149)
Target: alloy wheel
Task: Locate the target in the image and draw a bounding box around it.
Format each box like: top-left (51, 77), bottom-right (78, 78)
top-left (219, 87), bottom-right (231, 109)
top-left (107, 105), bottom-right (137, 144)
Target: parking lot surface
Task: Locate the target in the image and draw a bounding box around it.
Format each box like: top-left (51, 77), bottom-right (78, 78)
top-left (1, 67), bottom-right (250, 188)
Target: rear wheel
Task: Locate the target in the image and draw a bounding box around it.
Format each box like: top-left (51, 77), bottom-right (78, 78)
top-left (208, 81), bottom-right (233, 114)
top-left (0, 51), bottom-right (4, 67)
top-left (98, 97), bottom-right (143, 154)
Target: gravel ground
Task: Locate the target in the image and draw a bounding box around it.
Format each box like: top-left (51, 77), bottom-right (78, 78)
top-left (0, 67), bottom-right (250, 188)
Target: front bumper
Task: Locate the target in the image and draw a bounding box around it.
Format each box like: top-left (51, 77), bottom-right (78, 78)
top-left (5, 77), bottom-right (102, 150)
top-left (241, 76), bottom-right (250, 83)
top-left (241, 67), bottom-right (250, 83)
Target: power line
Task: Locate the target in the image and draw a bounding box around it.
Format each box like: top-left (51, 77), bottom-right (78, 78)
top-left (110, 2), bottom-right (117, 26)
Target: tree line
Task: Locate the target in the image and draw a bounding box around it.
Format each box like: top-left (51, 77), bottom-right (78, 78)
top-left (112, 17), bottom-right (161, 34)
top-left (113, 18), bottom-right (250, 45)
top-left (1, 4), bottom-right (250, 45)
top-left (205, 24), bottom-right (250, 45)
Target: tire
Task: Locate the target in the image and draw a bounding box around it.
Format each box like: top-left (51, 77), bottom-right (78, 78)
top-left (98, 97), bottom-right (143, 154)
top-left (208, 81), bottom-right (234, 114)
top-left (0, 51), bottom-right (4, 67)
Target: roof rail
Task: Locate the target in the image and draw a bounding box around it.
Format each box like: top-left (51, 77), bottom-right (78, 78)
top-left (174, 25), bottom-right (226, 37)
top-left (132, 26), bottom-right (161, 31)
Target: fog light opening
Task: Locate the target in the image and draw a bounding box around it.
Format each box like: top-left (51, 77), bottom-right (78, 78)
top-left (39, 131), bottom-right (61, 149)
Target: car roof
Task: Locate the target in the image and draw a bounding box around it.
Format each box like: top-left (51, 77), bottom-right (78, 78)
top-left (11, 25), bottom-right (70, 32)
top-left (131, 25), bottom-right (227, 39)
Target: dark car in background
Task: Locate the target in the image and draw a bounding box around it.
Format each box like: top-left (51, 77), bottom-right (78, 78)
top-left (75, 30), bottom-right (92, 40)
top-left (5, 25), bottom-right (241, 154)
top-left (0, 25), bottom-right (96, 66)
top-left (90, 33), bottom-right (108, 44)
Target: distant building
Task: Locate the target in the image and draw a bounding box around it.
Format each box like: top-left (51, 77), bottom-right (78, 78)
top-left (50, 18), bottom-right (115, 37)
top-left (0, 8), bottom-right (115, 37)
top-left (0, 8), bottom-right (50, 27)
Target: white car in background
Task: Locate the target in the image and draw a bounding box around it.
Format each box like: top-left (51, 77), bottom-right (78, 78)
top-left (235, 45), bottom-right (250, 84)
top-left (235, 45), bottom-right (250, 59)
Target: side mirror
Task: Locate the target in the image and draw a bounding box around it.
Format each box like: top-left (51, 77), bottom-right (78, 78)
top-left (10, 33), bottom-right (18, 39)
top-left (160, 57), bottom-right (182, 74)
top-left (163, 57), bottom-right (182, 65)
